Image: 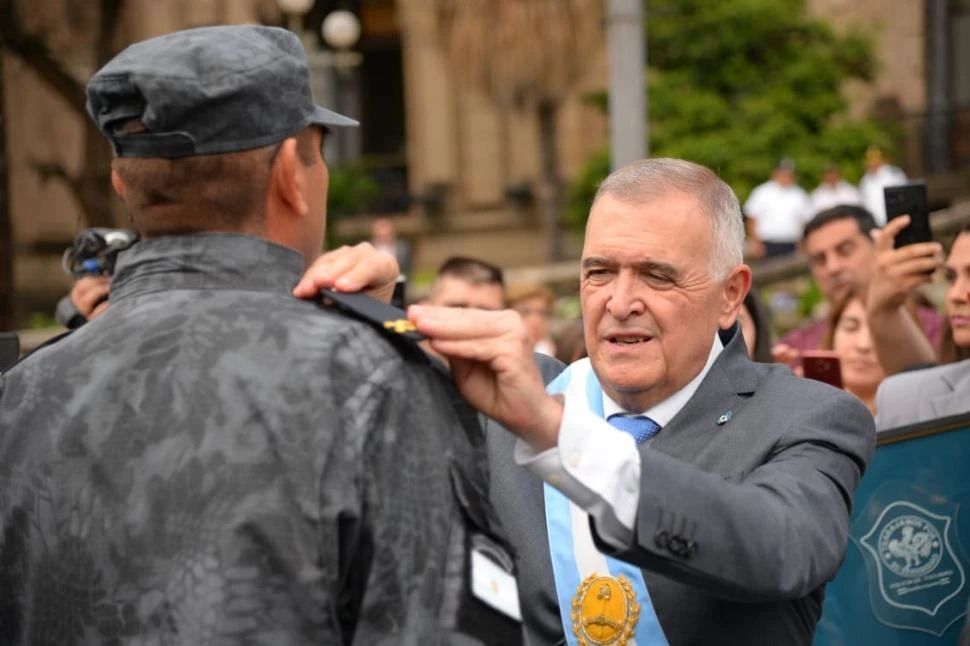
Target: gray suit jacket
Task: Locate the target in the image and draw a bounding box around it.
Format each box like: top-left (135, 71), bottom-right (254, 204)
top-left (488, 327), bottom-right (875, 645)
top-left (875, 359), bottom-right (970, 431)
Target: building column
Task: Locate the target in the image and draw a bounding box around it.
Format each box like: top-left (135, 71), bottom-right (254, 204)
top-left (925, 0), bottom-right (950, 173)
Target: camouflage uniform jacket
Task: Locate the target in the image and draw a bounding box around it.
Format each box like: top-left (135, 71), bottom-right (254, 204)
top-left (0, 234), bottom-right (500, 646)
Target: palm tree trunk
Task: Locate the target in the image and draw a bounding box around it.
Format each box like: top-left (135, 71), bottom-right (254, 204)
top-left (538, 100), bottom-right (564, 262)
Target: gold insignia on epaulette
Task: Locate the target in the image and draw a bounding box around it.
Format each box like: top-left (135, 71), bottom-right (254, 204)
top-left (571, 574), bottom-right (640, 645)
top-left (383, 319), bottom-right (417, 334)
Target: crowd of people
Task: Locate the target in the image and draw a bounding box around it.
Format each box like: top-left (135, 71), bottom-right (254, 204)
top-left (743, 149), bottom-right (908, 259)
top-left (1, 23), bottom-right (968, 646)
top-left (360, 196), bottom-right (967, 428)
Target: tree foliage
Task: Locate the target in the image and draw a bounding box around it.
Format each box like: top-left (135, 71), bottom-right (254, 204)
top-left (327, 164), bottom-right (381, 219)
top-left (566, 0), bottom-right (897, 232)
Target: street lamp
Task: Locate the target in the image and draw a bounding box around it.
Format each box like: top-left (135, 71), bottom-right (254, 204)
top-left (276, 2), bottom-right (363, 164)
top-left (277, 0), bottom-right (314, 33)
top-left (322, 9), bottom-right (361, 51)
top-left (319, 10), bottom-right (363, 164)
top-left (320, 10), bottom-right (363, 72)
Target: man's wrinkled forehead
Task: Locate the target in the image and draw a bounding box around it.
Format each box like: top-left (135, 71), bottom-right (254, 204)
top-left (585, 189), bottom-right (709, 241)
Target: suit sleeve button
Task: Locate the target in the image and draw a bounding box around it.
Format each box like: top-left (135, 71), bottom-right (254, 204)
top-left (686, 541), bottom-right (699, 559)
top-left (668, 535), bottom-right (687, 557)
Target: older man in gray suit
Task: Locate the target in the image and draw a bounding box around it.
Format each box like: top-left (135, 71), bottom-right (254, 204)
top-left (411, 158), bottom-right (875, 645)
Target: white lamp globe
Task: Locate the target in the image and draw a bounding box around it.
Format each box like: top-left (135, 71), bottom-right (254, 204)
top-left (276, 0), bottom-right (314, 16)
top-left (322, 10), bottom-right (361, 50)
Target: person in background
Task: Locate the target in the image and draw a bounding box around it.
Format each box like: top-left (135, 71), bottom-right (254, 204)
top-left (774, 205), bottom-right (943, 360)
top-left (369, 216), bottom-right (412, 278)
top-left (743, 157), bottom-right (811, 259)
top-left (939, 227), bottom-right (970, 365)
top-left (858, 146), bottom-right (907, 226)
top-left (863, 213), bottom-right (947, 374)
top-left (739, 287), bottom-right (774, 363)
top-left (554, 319), bottom-right (587, 365)
top-left (875, 223), bottom-right (970, 428)
top-left (820, 286), bottom-right (888, 415)
top-left (420, 256), bottom-right (506, 365)
top-left (808, 165), bottom-right (861, 216)
top-left (425, 256), bottom-right (506, 311)
top-left (508, 283), bottom-right (556, 356)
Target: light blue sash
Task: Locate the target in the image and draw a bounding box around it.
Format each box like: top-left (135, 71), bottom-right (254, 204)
top-left (544, 361), bottom-right (668, 645)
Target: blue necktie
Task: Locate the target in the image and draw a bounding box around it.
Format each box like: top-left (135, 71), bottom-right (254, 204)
top-left (607, 414), bottom-right (661, 445)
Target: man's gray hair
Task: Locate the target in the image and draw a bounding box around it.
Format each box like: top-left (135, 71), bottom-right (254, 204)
top-left (592, 158), bottom-right (745, 280)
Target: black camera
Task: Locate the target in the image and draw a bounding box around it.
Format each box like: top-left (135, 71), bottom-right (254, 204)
top-left (62, 228), bottom-right (140, 278)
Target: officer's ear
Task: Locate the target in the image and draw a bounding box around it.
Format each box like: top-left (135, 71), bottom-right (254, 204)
top-left (267, 136), bottom-right (310, 220)
top-left (111, 169), bottom-right (126, 200)
top-left (717, 264), bottom-right (752, 329)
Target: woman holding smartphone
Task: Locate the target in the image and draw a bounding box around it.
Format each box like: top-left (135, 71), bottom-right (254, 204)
top-left (819, 286), bottom-right (889, 415)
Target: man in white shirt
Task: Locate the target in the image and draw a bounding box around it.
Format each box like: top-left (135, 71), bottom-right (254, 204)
top-left (859, 146), bottom-right (907, 226)
top-left (743, 157), bottom-right (811, 258)
top-left (809, 165), bottom-right (862, 215)
top-left (411, 158), bottom-right (875, 645)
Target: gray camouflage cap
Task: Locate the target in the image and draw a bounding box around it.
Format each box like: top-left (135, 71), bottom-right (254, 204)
top-left (86, 25), bottom-right (358, 159)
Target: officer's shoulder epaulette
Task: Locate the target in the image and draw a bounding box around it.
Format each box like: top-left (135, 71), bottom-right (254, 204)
top-left (319, 288), bottom-right (427, 345)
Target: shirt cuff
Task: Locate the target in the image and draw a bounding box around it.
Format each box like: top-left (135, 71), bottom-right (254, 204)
top-left (513, 392), bottom-right (642, 548)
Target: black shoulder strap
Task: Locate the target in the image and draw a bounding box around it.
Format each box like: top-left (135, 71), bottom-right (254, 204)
top-left (318, 289), bottom-right (430, 361)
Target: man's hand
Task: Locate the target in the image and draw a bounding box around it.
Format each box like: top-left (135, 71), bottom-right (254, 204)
top-left (867, 215), bottom-right (944, 315)
top-left (409, 305), bottom-right (563, 450)
top-left (864, 216), bottom-right (941, 374)
top-left (71, 276), bottom-right (112, 320)
top-left (771, 343), bottom-right (804, 376)
top-left (293, 242), bottom-right (400, 304)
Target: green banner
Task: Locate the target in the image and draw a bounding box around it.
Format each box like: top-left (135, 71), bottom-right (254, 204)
top-left (816, 413), bottom-right (970, 645)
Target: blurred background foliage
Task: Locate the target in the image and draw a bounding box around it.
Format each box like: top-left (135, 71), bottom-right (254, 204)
top-left (324, 161), bottom-right (381, 249)
top-left (327, 162), bottom-right (381, 220)
top-left (566, 0), bottom-right (899, 233)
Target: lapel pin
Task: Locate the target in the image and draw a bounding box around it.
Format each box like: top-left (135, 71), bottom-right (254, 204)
top-left (716, 411), bottom-right (732, 426)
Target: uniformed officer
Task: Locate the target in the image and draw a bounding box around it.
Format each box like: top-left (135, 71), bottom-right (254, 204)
top-left (0, 25), bottom-right (511, 645)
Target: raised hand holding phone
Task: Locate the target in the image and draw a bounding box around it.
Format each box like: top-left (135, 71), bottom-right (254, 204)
top-left (868, 213), bottom-right (944, 316)
top-left (864, 207), bottom-right (943, 375)
top-left (800, 350), bottom-right (843, 389)
top-left (883, 182), bottom-right (931, 249)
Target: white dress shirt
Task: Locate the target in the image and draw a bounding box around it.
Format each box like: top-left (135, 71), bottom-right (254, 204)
top-left (516, 334), bottom-right (724, 547)
top-left (808, 180), bottom-right (862, 215)
top-left (743, 181), bottom-right (812, 243)
top-left (859, 164), bottom-right (908, 226)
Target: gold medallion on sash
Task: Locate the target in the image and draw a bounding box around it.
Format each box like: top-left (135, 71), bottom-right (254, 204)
top-left (571, 573), bottom-right (641, 645)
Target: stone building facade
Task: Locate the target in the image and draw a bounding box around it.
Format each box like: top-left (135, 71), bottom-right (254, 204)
top-left (3, 0), bottom-right (967, 322)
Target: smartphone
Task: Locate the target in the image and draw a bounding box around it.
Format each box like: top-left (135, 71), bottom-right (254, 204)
top-left (801, 350), bottom-right (843, 389)
top-left (884, 182), bottom-right (932, 248)
top-left (391, 275), bottom-right (407, 310)
top-left (0, 332), bottom-right (20, 373)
